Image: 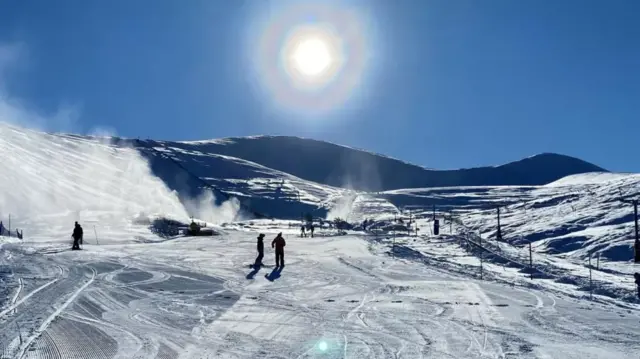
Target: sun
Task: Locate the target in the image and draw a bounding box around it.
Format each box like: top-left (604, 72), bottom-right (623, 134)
top-left (291, 37), bottom-right (332, 77)
top-left (247, 1), bottom-right (374, 116)
top-left (280, 25), bottom-right (343, 88)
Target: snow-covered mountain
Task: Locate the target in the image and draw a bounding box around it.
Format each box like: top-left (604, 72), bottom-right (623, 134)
top-left (1, 122), bottom-right (640, 358)
top-left (0, 122), bottom-right (631, 258)
top-left (1, 121), bottom-right (636, 260)
top-left (144, 135), bottom-right (607, 191)
top-left (117, 133), bottom-right (605, 220)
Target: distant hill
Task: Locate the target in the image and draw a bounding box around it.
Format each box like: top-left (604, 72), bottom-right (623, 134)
top-left (156, 136), bottom-right (606, 191)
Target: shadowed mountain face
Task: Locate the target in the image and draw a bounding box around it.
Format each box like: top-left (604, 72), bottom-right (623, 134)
top-left (159, 136), bottom-right (606, 191)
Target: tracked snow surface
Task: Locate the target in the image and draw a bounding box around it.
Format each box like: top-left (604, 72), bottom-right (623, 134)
top-left (1, 123), bottom-right (640, 358)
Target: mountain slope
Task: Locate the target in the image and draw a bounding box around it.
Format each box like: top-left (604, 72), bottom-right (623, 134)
top-left (161, 136), bottom-right (606, 191)
top-left (2, 123), bottom-right (640, 359)
top-left (0, 124), bottom-right (189, 242)
top-left (378, 173), bottom-right (640, 262)
top-left (134, 138), bottom-right (347, 219)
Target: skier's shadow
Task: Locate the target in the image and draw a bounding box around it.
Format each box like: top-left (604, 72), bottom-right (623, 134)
top-left (246, 264), bottom-right (262, 280)
top-left (265, 266), bottom-right (283, 282)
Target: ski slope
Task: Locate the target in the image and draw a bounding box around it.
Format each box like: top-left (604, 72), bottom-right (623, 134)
top-left (1, 123), bottom-right (640, 358)
top-left (2, 224), bottom-right (640, 358)
top-left (0, 124), bottom-right (191, 243)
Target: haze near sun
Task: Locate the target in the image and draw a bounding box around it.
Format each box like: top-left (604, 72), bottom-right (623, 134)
top-left (247, 1), bottom-right (374, 117)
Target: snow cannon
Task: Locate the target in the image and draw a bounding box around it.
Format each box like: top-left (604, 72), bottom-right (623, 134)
top-left (185, 220), bottom-right (218, 236)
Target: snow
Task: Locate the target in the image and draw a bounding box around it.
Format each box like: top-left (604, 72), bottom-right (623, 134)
top-left (0, 123), bottom-right (191, 243)
top-left (151, 135), bottom-right (606, 191)
top-left (546, 172), bottom-right (640, 186)
top-left (3, 228), bottom-right (639, 358)
top-left (1, 123), bottom-right (640, 358)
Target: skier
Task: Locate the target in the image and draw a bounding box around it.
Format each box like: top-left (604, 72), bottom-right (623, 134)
top-left (255, 233), bottom-right (265, 268)
top-left (309, 224), bottom-right (315, 238)
top-left (635, 273), bottom-right (640, 300)
top-left (301, 225), bottom-right (306, 238)
top-left (72, 222), bottom-right (83, 250)
top-left (271, 232), bottom-right (286, 267)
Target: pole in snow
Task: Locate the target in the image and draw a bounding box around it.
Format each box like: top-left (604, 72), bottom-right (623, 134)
top-left (529, 242), bottom-right (533, 280)
top-left (496, 206), bottom-right (502, 241)
top-left (620, 198), bottom-right (640, 263)
top-left (392, 229), bottom-right (396, 256)
top-left (589, 254), bottom-right (593, 300)
top-left (480, 248), bottom-right (483, 280)
top-left (635, 200), bottom-right (639, 263)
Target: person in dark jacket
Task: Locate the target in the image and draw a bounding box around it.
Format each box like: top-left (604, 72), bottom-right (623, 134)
top-left (634, 273), bottom-right (640, 300)
top-left (272, 232), bottom-right (286, 267)
top-left (72, 222), bottom-right (83, 250)
top-left (255, 233), bottom-right (265, 267)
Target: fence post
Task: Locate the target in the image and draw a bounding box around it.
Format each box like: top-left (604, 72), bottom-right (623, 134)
top-left (529, 242), bottom-right (533, 280)
top-left (480, 244), bottom-right (483, 280)
top-left (589, 254), bottom-right (593, 300)
top-left (596, 253), bottom-right (600, 270)
top-left (94, 226), bottom-right (99, 245)
top-left (392, 229), bottom-right (396, 256)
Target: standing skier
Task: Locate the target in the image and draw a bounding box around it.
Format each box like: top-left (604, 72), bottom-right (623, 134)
top-left (309, 224), bottom-right (315, 238)
top-left (255, 233), bottom-right (265, 268)
top-left (635, 273), bottom-right (640, 300)
top-left (72, 222), bottom-right (83, 250)
top-left (301, 225), bottom-right (306, 238)
top-left (272, 232), bottom-right (286, 267)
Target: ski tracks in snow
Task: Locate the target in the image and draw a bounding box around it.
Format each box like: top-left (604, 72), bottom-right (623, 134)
top-left (0, 268), bottom-right (61, 319)
top-left (3, 229), bottom-right (640, 358)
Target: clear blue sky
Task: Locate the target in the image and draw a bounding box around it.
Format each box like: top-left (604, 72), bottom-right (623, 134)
top-left (1, 0), bottom-right (638, 172)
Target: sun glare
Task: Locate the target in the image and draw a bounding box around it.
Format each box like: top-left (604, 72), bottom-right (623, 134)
top-left (247, 1), bottom-right (374, 117)
top-left (291, 37), bottom-right (332, 77)
top-left (280, 25), bottom-right (344, 88)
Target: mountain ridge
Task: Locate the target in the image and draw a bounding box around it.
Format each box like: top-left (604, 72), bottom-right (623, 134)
top-left (157, 135), bottom-right (607, 191)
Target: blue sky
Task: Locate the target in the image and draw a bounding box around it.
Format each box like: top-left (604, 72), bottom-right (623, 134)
top-left (1, 0), bottom-right (638, 171)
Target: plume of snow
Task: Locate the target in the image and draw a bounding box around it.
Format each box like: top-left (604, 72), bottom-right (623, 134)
top-left (182, 189), bottom-right (243, 225)
top-left (326, 192), bottom-right (357, 221)
top-left (0, 42), bottom-right (198, 241)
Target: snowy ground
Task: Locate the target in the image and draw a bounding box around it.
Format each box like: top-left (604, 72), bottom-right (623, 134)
top-left (2, 123), bottom-right (640, 358)
top-left (2, 222), bottom-right (640, 358)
